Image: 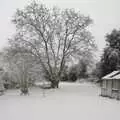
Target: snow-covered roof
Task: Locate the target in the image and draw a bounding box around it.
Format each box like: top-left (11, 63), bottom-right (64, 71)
top-left (112, 74), bottom-right (120, 79)
top-left (102, 70), bottom-right (120, 80)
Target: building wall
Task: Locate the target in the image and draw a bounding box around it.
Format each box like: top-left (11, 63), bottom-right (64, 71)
top-left (101, 80), bottom-right (107, 96)
top-left (101, 79), bottom-right (120, 100)
top-left (111, 79), bottom-right (120, 99)
top-left (0, 71), bottom-right (4, 91)
top-left (106, 80), bottom-right (112, 97)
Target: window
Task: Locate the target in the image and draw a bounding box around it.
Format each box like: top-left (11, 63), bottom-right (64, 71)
top-left (112, 80), bottom-right (118, 90)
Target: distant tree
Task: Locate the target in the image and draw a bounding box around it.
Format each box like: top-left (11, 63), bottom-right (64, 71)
top-left (77, 59), bottom-right (88, 78)
top-left (68, 65), bottom-right (78, 81)
top-left (9, 1), bottom-right (96, 88)
top-left (91, 61), bottom-right (103, 80)
top-left (106, 29), bottom-right (120, 50)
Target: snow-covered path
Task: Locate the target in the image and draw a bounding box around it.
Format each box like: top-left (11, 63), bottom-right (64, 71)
top-left (0, 82), bottom-right (120, 120)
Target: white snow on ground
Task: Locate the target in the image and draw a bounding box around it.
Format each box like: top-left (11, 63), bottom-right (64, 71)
top-left (0, 82), bottom-right (120, 120)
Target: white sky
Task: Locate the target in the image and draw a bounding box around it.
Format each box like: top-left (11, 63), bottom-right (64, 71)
top-left (0, 0), bottom-right (120, 57)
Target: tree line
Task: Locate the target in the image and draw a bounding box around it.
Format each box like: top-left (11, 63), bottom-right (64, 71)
top-left (93, 29), bottom-right (120, 80)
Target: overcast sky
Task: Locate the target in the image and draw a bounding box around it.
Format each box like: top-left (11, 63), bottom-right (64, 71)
top-left (0, 0), bottom-right (120, 57)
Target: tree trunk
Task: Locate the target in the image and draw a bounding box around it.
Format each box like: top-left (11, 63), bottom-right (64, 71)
top-left (51, 80), bottom-right (59, 88)
top-left (20, 79), bottom-right (29, 95)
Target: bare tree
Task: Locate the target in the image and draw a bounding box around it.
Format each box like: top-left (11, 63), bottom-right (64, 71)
top-left (9, 1), bottom-right (96, 88)
top-left (4, 49), bottom-right (38, 94)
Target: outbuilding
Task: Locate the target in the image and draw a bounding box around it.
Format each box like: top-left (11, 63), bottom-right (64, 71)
top-left (101, 70), bottom-right (120, 100)
top-left (0, 68), bottom-right (4, 95)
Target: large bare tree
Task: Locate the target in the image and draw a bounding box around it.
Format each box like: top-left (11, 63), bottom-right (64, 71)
top-left (9, 1), bottom-right (96, 88)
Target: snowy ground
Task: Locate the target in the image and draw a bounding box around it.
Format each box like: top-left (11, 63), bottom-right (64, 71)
top-left (0, 82), bottom-right (120, 120)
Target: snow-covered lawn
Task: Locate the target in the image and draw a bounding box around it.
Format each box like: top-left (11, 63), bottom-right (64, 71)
top-left (0, 82), bottom-right (120, 120)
